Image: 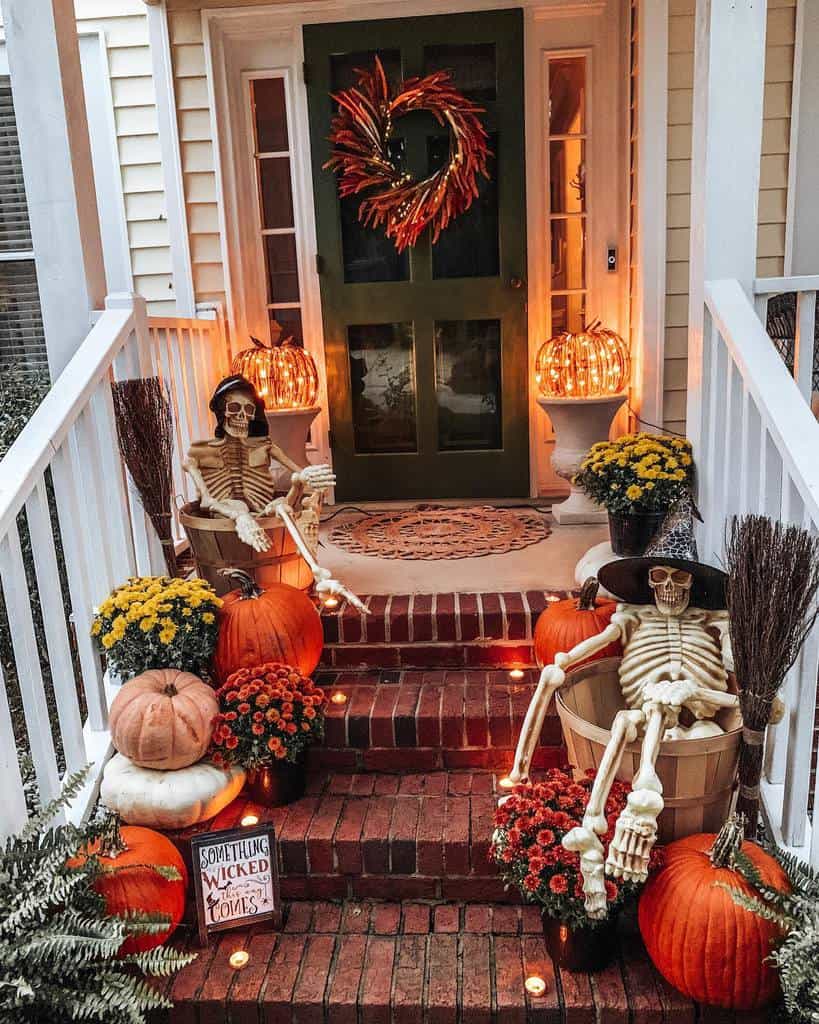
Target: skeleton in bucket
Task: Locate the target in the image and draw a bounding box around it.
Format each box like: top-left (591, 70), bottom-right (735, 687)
top-left (507, 542), bottom-right (741, 919)
top-left (184, 375), bottom-right (366, 611)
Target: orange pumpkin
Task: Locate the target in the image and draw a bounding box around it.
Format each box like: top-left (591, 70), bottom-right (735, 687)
top-left (70, 823), bottom-right (187, 954)
top-left (534, 577), bottom-right (621, 669)
top-left (109, 668), bottom-right (218, 770)
top-left (212, 569), bottom-right (323, 684)
top-left (639, 818), bottom-right (790, 1010)
top-left (231, 333), bottom-right (319, 410)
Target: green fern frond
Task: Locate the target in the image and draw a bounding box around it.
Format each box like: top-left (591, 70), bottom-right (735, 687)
top-left (123, 947), bottom-right (198, 978)
top-left (714, 881), bottom-right (791, 928)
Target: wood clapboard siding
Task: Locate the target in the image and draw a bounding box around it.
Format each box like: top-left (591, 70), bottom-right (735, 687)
top-left (167, 10), bottom-right (226, 311)
top-left (662, 0), bottom-right (796, 436)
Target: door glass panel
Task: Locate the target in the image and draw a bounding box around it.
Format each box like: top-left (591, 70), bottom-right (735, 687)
top-left (551, 294), bottom-right (586, 335)
top-left (260, 158), bottom-right (294, 229)
top-left (430, 136), bottom-right (499, 279)
top-left (264, 234), bottom-right (299, 304)
top-left (330, 48), bottom-right (402, 93)
top-left (348, 322), bottom-right (417, 453)
top-left (423, 43), bottom-right (497, 101)
top-left (271, 308), bottom-right (303, 345)
top-left (549, 140), bottom-right (585, 214)
top-left (549, 57), bottom-right (586, 135)
top-left (551, 218), bottom-right (586, 291)
top-left (435, 319), bottom-right (502, 451)
top-left (252, 78), bottom-right (288, 152)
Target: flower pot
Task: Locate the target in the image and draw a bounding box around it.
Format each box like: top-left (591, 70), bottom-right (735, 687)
top-left (608, 511), bottom-right (665, 556)
top-left (542, 915), bottom-right (618, 973)
top-left (246, 760), bottom-right (306, 807)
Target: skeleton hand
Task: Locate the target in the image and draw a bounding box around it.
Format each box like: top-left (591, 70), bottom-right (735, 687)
top-left (235, 512), bottom-right (271, 552)
top-left (605, 789), bottom-right (663, 883)
top-left (315, 569), bottom-right (369, 615)
top-left (294, 464), bottom-right (335, 494)
top-left (642, 678), bottom-right (698, 714)
top-left (563, 827), bottom-right (608, 919)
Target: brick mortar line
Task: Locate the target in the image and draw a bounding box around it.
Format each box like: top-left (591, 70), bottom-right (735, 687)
top-left (430, 592), bottom-right (438, 643)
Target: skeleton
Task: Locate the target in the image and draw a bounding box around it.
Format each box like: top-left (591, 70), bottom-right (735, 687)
top-left (506, 565), bottom-right (741, 918)
top-left (184, 376), bottom-right (367, 612)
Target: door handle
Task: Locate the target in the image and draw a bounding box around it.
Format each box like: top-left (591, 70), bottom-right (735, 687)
top-left (509, 276), bottom-right (525, 289)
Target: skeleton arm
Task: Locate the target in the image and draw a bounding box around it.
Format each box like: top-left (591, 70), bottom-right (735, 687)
top-left (507, 620), bottom-right (624, 785)
top-left (260, 464), bottom-right (336, 517)
top-left (183, 454), bottom-right (271, 552)
top-left (708, 610), bottom-right (735, 674)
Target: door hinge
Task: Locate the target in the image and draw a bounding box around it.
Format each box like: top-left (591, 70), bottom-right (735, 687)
top-left (302, 62), bottom-right (310, 86)
top-left (315, 253), bottom-right (323, 275)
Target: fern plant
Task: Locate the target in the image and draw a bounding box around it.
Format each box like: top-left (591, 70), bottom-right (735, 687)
top-left (719, 842), bottom-right (819, 1023)
top-left (0, 769), bottom-right (196, 1024)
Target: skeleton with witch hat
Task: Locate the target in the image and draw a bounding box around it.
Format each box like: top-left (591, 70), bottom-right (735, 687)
top-left (184, 374), bottom-right (366, 611)
top-left (506, 499), bottom-right (750, 917)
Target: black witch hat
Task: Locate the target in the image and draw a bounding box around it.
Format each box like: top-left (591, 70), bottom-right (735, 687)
top-left (209, 374), bottom-right (269, 439)
top-left (597, 494), bottom-right (727, 609)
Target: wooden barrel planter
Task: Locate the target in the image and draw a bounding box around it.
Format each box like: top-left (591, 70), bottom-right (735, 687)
top-left (556, 657), bottom-right (741, 844)
top-left (179, 502), bottom-right (312, 597)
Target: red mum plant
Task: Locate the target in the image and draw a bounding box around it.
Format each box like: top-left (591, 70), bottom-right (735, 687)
top-left (209, 662), bottom-right (328, 768)
top-left (491, 767), bottom-right (663, 929)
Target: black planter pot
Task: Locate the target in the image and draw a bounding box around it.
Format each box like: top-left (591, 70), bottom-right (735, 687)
top-left (608, 511), bottom-right (665, 557)
top-left (246, 759), bottom-right (306, 807)
top-left (542, 915), bottom-right (617, 973)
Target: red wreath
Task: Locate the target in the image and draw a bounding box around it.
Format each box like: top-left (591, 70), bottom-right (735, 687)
top-left (325, 56), bottom-right (490, 252)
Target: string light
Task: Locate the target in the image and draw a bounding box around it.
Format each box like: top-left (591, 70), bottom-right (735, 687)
top-left (232, 335), bottom-right (318, 411)
top-left (535, 322), bottom-right (629, 399)
top-left (525, 976), bottom-right (547, 997)
top-left (229, 950), bottom-right (250, 970)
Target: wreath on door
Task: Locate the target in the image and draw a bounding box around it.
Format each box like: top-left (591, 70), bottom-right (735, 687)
top-left (324, 56), bottom-right (490, 252)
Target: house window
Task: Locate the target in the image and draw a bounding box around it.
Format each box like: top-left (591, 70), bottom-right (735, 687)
top-left (546, 55), bottom-right (587, 335)
top-left (0, 77), bottom-right (47, 371)
top-left (249, 75), bottom-right (304, 345)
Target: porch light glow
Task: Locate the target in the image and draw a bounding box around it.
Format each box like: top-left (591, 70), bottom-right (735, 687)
top-left (535, 321), bottom-right (629, 399)
top-left (231, 331), bottom-right (319, 411)
top-left (241, 813), bottom-right (260, 827)
top-left (229, 950), bottom-right (250, 970)
top-left (525, 975), bottom-right (547, 997)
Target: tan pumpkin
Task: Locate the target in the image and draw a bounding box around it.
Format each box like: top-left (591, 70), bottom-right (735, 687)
top-left (109, 668), bottom-right (218, 770)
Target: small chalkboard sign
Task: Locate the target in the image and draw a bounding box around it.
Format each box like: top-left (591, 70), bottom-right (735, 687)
top-left (190, 825), bottom-right (281, 946)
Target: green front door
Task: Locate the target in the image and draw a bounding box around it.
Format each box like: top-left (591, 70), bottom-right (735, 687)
top-left (304, 10), bottom-right (528, 501)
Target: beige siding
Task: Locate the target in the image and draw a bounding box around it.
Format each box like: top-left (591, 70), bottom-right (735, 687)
top-left (662, 0), bottom-right (796, 435)
top-left (167, 10), bottom-right (226, 309)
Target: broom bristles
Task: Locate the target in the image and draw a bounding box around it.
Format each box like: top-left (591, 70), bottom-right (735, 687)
top-left (111, 377), bottom-right (177, 577)
top-left (725, 514), bottom-right (819, 835)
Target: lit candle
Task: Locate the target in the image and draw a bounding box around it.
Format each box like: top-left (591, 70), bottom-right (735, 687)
top-left (525, 975), bottom-right (547, 997)
top-left (546, 594), bottom-right (560, 603)
top-left (241, 813), bottom-right (259, 827)
top-left (508, 668), bottom-right (525, 681)
top-left (498, 776), bottom-right (516, 790)
top-left (331, 691), bottom-right (348, 705)
top-left (324, 596), bottom-right (340, 609)
top-left (229, 950), bottom-right (250, 970)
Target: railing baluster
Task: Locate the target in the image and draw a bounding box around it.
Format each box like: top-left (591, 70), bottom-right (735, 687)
top-left (704, 330), bottom-right (728, 563)
top-left (738, 389), bottom-right (760, 512)
top-left (0, 658), bottom-right (28, 839)
top-left (169, 326), bottom-right (197, 457)
top-left (722, 361), bottom-right (743, 531)
top-left (90, 382), bottom-right (137, 582)
top-left (24, 478), bottom-right (86, 776)
top-left (0, 525), bottom-right (62, 814)
top-left (781, 617), bottom-right (819, 846)
top-left (794, 290), bottom-right (817, 404)
top-left (70, 414), bottom-right (115, 599)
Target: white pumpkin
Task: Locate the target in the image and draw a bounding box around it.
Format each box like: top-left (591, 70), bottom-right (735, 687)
top-left (100, 753), bottom-right (246, 829)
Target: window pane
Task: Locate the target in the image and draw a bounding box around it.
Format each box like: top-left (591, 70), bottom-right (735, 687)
top-left (0, 261), bottom-right (47, 370)
top-left (264, 234), bottom-right (299, 304)
top-left (259, 158), bottom-right (294, 229)
top-left (551, 293), bottom-right (586, 335)
top-left (270, 308), bottom-right (303, 346)
top-left (551, 217), bottom-right (586, 291)
top-left (330, 49), bottom-right (402, 93)
top-left (430, 135), bottom-right (499, 279)
top-left (549, 57), bottom-right (586, 135)
top-left (347, 322), bottom-right (417, 453)
top-left (435, 319), bottom-right (502, 451)
top-left (423, 43), bottom-right (496, 101)
top-left (549, 139), bottom-right (585, 214)
top-left (252, 78), bottom-right (288, 152)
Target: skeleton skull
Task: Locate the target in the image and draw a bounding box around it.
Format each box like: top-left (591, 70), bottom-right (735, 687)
top-left (222, 392), bottom-right (257, 438)
top-left (648, 565), bottom-right (693, 616)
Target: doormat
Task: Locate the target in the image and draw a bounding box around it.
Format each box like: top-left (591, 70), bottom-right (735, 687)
top-left (327, 505), bottom-right (551, 560)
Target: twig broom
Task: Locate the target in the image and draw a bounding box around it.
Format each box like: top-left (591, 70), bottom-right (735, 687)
top-left (725, 514), bottom-right (819, 836)
top-left (111, 377), bottom-right (178, 577)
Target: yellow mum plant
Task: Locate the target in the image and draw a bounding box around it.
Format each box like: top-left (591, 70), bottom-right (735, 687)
top-left (91, 576), bottom-right (222, 681)
top-left (573, 432), bottom-right (694, 515)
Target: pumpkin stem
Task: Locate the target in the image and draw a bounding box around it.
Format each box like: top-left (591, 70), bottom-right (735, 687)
top-left (577, 577), bottom-right (600, 611)
top-left (709, 814), bottom-right (747, 868)
top-left (249, 335), bottom-right (269, 350)
top-left (163, 683), bottom-right (178, 698)
top-left (98, 813), bottom-right (128, 859)
top-left (219, 568), bottom-right (263, 599)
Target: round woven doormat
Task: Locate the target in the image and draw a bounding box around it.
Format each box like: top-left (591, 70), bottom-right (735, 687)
top-left (327, 505), bottom-right (551, 560)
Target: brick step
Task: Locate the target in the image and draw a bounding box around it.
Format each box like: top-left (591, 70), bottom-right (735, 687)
top-left (155, 897), bottom-right (765, 1024)
top-left (320, 589), bottom-right (571, 670)
top-left (168, 770), bottom-right (521, 903)
top-left (310, 669), bottom-right (563, 773)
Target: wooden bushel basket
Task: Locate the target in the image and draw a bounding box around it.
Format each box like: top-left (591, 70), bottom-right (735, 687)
top-left (179, 502), bottom-right (313, 597)
top-left (556, 657), bottom-right (741, 844)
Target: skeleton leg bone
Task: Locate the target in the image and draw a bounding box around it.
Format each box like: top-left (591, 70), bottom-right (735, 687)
top-left (562, 707), bottom-right (645, 918)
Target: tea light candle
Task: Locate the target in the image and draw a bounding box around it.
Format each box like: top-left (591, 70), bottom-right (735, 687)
top-left (241, 813), bottom-right (259, 827)
top-left (229, 950), bottom-right (250, 970)
top-left (508, 668), bottom-right (525, 680)
top-left (330, 691), bottom-right (348, 705)
top-left (324, 596), bottom-right (340, 609)
top-left (525, 975), bottom-right (547, 997)
top-left (498, 776), bottom-right (516, 790)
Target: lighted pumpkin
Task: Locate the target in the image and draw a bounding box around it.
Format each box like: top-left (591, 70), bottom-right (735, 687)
top-left (69, 821), bottom-right (187, 954)
top-left (109, 668), bottom-right (218, 770)
top-left (231, 333), bottom-right (318, 410)
top-left (639, 818), bottom-right (790, 1011)
top-left (534, 577), bottom-right (621, 669)
top-left (535, 320), bottom-right (630, 398)
top-left (212, 569), bottom-right (323, 683)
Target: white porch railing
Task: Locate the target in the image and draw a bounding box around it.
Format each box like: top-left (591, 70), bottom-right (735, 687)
top-left (754, 275), bottom-right (819, 407)
top-left (692, 277), bottom-right (819, 866)
top-left (0, 293), bottom-right (229, 838)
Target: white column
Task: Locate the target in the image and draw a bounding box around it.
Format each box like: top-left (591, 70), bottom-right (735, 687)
top-left (785, 0), bottom-right (819, 276)
top-left (0, 0), bottom-right (106, 379)
top-left (687, 0), bottom-right (767, 449)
